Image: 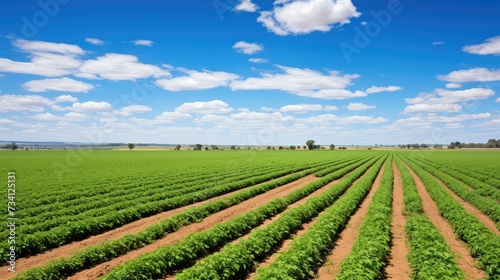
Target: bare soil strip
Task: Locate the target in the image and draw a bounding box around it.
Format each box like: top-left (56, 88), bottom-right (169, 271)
top-left (403, 162), bottom-right (486, 280)
top-left (428, 171), bottom-right (499, 234)
top-left (384, 161), bottom-right (411, 280)
top-left (315, 163), bottom-right (386, 280)
top-left (68, 175), bottom-right (319, 280)
top-left (2, 173), bottom-right (300, 279)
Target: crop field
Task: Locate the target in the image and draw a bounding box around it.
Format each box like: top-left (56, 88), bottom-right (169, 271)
top-left (1, 149), bottom-right (499, 280)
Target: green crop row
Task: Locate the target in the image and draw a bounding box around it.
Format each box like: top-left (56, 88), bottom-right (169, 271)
top-left (335, 156), bottom-right (393, 280)
top-left (405, 156), bottom-right (500, 229)
top-left (254, 156), bottom-right (386, 279)
top-left (1, 163), bottom-right (320, 262)
top-left (102, 155), bottom-right (383, 280)
top-left (402, 157), bottom-right (500, 279)
top-left (394, 156), bottom-right (463, 280)
top-left (313, 154), bottom-right (374, 177)
top-left (175, 156), bottom-right (385, 280)
top-left (414, 157), bottom-right (500, 201)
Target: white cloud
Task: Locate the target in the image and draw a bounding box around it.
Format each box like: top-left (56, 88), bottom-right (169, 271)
top-left (445, 83), bottom-right (461, 89)
top-left (0, 95), bottom-right (53, 112)
top-left (55, 95), bottom-right (78, 103)
top-left (22, 77), bottom-right (94, 92)
top-left (257, 0), bottom-right (361, 36)
top-left (235, 0), bottom-right (259, 12)
top-left (365, 86), bottom-right (402, 94)
top-left (361, 21), bottom-right (367, 26)
top-left (114, 105), bottom-right (153, 116)
top-left (261, 107), bottom-right (274, 111)
top-left (445, 123), bottom-right (463, 129)
top-left (85, 38), bottom-right (105, 46)
top-left (230, 65), bottom-right (366, 99)
top-left (324, 105), bottom-right (338, 111)
top-left (72, 101), bottom-right (112, 111)
top-left (33, 112), bottom-right (87, 122)
top-left (299, 114), bottom-right (387, 124)
top-left (346, 102), bottom-right (376, 111)
top-left (156, 68), bottom-right (239, 91)
top-left (249, 58), bottom-right (268, 63)
top-left (438, 67), bottom-right (500, 83)
top-left (14, 39), bottom-right (85, 55)
top-left (133, 40), bottom-right (154, 46)
top-left (496, 97), bottom-right (500, 102)
top-left (175, 100), bottom-right (233, 115)
top-left (280, 104), bottom-right (324, 114)
top-left (130, 111), bottom-right (192, 125)
top-left (0, 41), bottom-right (83, 77)
top-left (462, 36), bottom-right (500, 56)
top-left (432, 41), bottom-right (445, 45)
top-left (233, 41), bottom-right (263, 54)
top-left (403, 103), bottom-right (462, 113)
top-left (78, 53), bottom-right (168, 80)
top-left (405, 88), bottom-right (495, 105)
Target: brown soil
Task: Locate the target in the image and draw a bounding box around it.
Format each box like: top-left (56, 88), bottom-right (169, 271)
top-left (402, 161), bottom-right (486, 280)
top-left (315, 162), bottom-right (386, 280)
top-left (384, 161), bottom-right (411, 280)
top-left (68, 175), bottom-right (319, 280)
top-left (430, 172), bottom-right (499, 234)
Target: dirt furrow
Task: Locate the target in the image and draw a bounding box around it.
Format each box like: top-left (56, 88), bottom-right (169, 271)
top-left (384, 161), bottom-right (411, 280)
top-left (69, 175), bottom-right (319, 280)
top-left (2, 173), bottom-right (298, 279)
top-left (403, 162), bottom-right (485, 280)
top-left (315, 163), bottom-right (386, 280)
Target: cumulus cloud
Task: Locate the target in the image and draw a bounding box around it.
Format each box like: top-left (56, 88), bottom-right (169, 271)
top-left (249, 58), bottom-right (268, 63)
top-left (72, 101), bottom-right (112, 111)
top-left (85, 38), bottom-right (105, 45)
top-left (346, 102), bottom-right (376, 111)
top-left (445, 83), bottom-right (461, 89)
top-left (233, 41), bottom-right (263, 54)
top-left (156, 68), bottom-right (239, 91)
top-left (497, 97), bottom-right (500, 102)
top-left (0, 95), bottom-right (54, 112)
top-left (462, 36), bottom-right (500, 56)
top-left (279, 104), bottom-right (324, 114)
top-left (405, 88), bottom-right (495, 105)
top-left (403, 103), bottom-right (462, 113)
top-left (432, 41), bottom-right (445, 45)
top-left (77, 53), bottom-right (169, 80)
top-left (365, 86), bottom-right (402, 94)
top-left (130, 111), bottom-right (192, 125)
top-left (55, 95), bottom-right (78, 103)
top-left (257, 0), bottom-right (361, 36)
top-left (133, 40), bottom-right (154, 46)
top-left (14, 39), bottom-right (85, 55)
top-left (114, 105), bottom-right (153, 116)
top-left (298, 114), bottom-right (387, 124)
top-left (33, 112), bottom-right (87, 122)
top-left (438, 67), bottom-right (500, 83)
top-left (235, 0), bottom-right (259, 12)
top-left (261, 107), bottom-right (274, 111)
top-left (22, 77), bottom-right (94, 92)
top-left (175, 100), bottom-right (234, 115)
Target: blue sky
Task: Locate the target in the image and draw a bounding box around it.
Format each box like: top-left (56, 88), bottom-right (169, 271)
top-left (0, 0), bottom-right (499, 146)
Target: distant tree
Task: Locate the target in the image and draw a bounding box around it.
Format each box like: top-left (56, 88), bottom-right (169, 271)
top-left (278, 146), bottom-right (283, 150)
top-left (303, 145), bottom-right (306, 150)
top-left (330, 144), bottom-right (335, 150)
top-left (420, 143), bottom-right (428, 149)
top-left (195, 144), bottom-right (203, 151)
top-left (205, 147), bottom-right (209, 151)
top-left (406, 144), bottom-right (411, 149)
top-left (174, 144), bottom-right (181, 150)
top-left (289, 145), bottom-right (296, 150)
top-left (211, 145), bottom-right (219, 150)
top-left (306, 140), bottom-right (315, 150)
top-left (266, 146), bottom-right (271, 150)
top-left (127, 143), bottom-right (135, 150)
top-left (230, 145), bottom-right (236, 150)
top-left (272, 147), bottom-right (275, 150)
top-left (296, 146), bottom-right (300, 150)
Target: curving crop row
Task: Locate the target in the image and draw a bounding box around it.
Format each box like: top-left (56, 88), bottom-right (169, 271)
top-left (254, 156), bottom-right (386, 279)
top-left (101, 155), bottom-right (383, 280)
top-left (404, 155), bottom-right (500, 228)
top-left (175, 156), bottom-right (385, 280)
top-left (414, 157), bottom-right (500, 201)
top-left (394, 156), bottom-right (463, 280)
top-left (1, 163), bottom-right (322, 262)
top-left (402, 157), bottom-right (500, 279)
top-left (335, 156), bottom-right (393, 280)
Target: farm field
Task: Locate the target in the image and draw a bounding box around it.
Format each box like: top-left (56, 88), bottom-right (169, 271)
top-left (1, 149), bottom-right (499, 280)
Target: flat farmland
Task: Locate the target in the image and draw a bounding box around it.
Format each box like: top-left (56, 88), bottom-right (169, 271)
top-left (1, 150), bottom-right (499, 279)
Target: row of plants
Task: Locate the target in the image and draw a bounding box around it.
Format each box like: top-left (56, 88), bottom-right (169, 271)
top-left (175, 156), bottom-right (386, 280)
top-left (394, 156), bottom-right (463, 279)
top-left (313, 154), bottom-right (374, 177)
top-left (13, 155), bottom-right (380, 279)
top-left (402, 157), bottom-right (500, 279)
top-left (2, 161), bottom-right (332, 261)
top-left (101, 155), bottom-right (384, 279)
top-left (335, 156), bottom-right (393, 279)
top-left (253, 157), bottom-right (386, 279)
top-left (405, 155), bottom-right (500, 228)
top-left (415, 157), bottom-right (500, 201)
